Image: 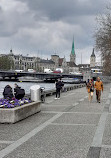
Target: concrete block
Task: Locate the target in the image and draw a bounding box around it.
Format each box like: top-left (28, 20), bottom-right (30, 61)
top-left (0, 102), bottom-right (41, 123)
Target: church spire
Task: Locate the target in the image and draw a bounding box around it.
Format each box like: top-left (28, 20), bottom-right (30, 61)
top-left (91, 48), bottom-right (95, 57)
top-left (71, 36), bottom-right (75, 55)
top-left (70, 36), bottom-right (76, 64)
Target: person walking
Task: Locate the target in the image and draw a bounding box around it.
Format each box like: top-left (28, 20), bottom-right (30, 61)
top-left (61, 81), bottom-right (65, 92)
top-left (94, 77), bottom-right (103, 103)
top-left (55, 78), bottom-right (63, 99)
top-left (86, 79), bottom-right (94, 102)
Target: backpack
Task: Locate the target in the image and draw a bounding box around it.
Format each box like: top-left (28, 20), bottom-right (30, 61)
top-left (18, 89), bottom-right (25, 96)
top-left (16, 88), bottom-right (25, 99)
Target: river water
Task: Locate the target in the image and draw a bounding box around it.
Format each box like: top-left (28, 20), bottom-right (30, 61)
top-left (0, 81), bottom-right (56, 98)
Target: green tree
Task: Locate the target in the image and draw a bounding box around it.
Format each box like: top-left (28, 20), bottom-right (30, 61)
top-left (0, 56), bottom-right (14, 70)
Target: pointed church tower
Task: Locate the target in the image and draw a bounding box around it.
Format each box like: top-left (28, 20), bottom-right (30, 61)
top-left (90, 48), bottom-right (96, 67)
top-left (70, 37), bottom-right (76, 64)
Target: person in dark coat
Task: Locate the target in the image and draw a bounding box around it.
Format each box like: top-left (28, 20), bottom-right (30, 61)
top-left (55, 78), bottom-right (63, 99)
top-left (61, 81), bottom-right (65, 92)
top-left (3, 85), bottom-right (14, 100)
top-left (14, 84), bottom-right (25, 100)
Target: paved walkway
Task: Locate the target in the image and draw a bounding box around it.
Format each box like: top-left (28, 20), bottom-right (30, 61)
top-left (0, 83), bottom-right (111, 158)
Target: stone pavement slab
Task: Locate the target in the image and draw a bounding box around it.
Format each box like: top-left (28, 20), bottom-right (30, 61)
top-left (68, 101), bottom-right (104, 113)
top-left (100, 147), bottom-right (111, 158)
top-left (41, 105), bottom-right (70, 112)
top-left (0, 144), bottom-right (9, 151)
top-left (42, 87), bottom-right (88, 112)
top-left (0, 113), bottom-right (55, 141)
top-left (3, 124), bottom-right (96, 158)
top-left (53, 113), bottom-right (101, 125)
top-left (86, 147), bottom-right (101, 158)
top-left (102, 114), bottom-right (111, 145)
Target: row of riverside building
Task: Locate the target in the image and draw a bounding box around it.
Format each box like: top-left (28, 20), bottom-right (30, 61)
top-left (0, 38), bottom-right (102, 73)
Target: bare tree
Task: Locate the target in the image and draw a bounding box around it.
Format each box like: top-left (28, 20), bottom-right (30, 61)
top-left (95, 7), bottom-right (111, 75)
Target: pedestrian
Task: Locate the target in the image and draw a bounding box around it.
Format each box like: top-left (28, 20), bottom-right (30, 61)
top-left (14, 84), bottom-right (25, 100)
top-left (94, 77), bottom-right (103, 103)
top-left (55, 78), bottom-right (63, 99)
top-left (86, 79), bottom-right (94, 102)
top-left (3, 85), bottom-right (14, 100)
top-left (61, 81), bottom-right (65, 92)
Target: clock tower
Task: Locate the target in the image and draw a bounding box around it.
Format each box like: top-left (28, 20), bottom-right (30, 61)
top-left (90, 48), bottom-right (96, 67)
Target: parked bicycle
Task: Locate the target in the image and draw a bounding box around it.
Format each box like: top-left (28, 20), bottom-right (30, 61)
top-left (40, 87), bottom-right (45, 103)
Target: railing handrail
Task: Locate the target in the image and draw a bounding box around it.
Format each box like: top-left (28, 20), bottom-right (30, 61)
top-left (25, 83), bottom-right (86, 98)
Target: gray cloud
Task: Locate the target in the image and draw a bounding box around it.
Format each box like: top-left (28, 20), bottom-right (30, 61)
top-left (0, 0), bottom-right (110, 64)
top-left (18, 0), bottom-right (105, 20)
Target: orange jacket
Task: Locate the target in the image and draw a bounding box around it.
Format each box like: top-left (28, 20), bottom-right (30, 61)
top-left (94, 81), bottom-right (103, 91)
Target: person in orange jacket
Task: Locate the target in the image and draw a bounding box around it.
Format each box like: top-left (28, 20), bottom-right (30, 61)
top-left (94, 77), bottom-right (103, 103)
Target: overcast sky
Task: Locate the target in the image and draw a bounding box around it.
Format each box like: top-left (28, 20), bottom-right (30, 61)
top-left (0, 0), bottom-right (110, 64)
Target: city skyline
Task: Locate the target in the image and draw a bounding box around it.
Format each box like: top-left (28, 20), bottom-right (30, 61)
top-left (0, 0), bottom-right (110, 64)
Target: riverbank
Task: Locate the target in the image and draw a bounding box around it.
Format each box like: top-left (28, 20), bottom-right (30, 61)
top-left (25, 83), bottom-right (86, 99)
top-left (0, 84), bottom-right (110, 157)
